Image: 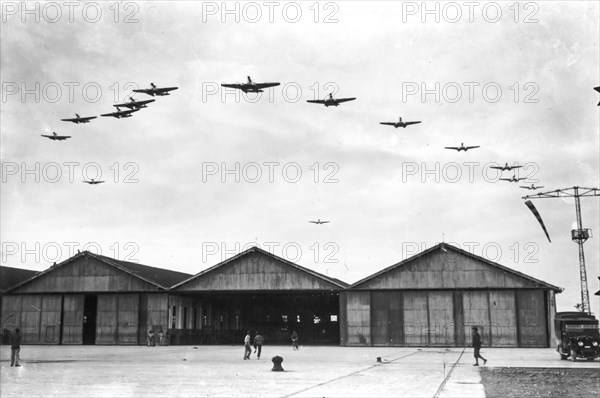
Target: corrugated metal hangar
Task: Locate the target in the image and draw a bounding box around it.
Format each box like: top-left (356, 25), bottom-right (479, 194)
top-left (0, 243), bottom-right (562, 347)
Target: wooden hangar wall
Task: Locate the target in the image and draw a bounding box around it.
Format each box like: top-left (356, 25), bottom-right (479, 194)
top-left (1, 244), bottom-right (562, 347)
top-left (340, 244), bottom-right (562, 348)
top-left (0, 252), bottom-right (189, 345)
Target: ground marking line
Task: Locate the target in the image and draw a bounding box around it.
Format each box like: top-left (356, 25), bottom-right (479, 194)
top-left (432, 347), bottom-right (466, 398)
top-left (283, 350), bottom-right (421, 398)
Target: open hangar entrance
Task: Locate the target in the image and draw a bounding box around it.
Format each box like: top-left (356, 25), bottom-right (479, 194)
top-left (168, 247), bottom-right (347, 345)
top-left (167, 290), bottom-right (340, 345)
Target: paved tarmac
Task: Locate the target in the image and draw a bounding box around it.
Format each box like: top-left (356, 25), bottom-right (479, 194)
top-left (1, 345), bottom-right (598, 397)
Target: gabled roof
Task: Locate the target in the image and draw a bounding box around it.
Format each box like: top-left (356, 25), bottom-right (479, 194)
top-left (172, 246), bottom-right (348, 290)
top-left (0, 266), bottom-right (39, 293)
top-left (6, 251), bottom-right (192, 293)
top-left (350, 242), bottom-right (563, 292)
top-left (91, 253), bottom-right (192, 288)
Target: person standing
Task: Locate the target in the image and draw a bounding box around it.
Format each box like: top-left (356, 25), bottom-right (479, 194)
top-left (243, 331), bottom-right (252, 360)
top-left (291, 330), bottom-right (299, 350)
top-left (253, 331), bottom-right (264, 359)
top-left (471, 327), bottom-right (487, 366)
top-left (147, 328), bottom-right (155, 347)
top-left (10, 328), bottom-right (21, 367)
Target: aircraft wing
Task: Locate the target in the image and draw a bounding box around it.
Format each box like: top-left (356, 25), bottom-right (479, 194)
top-left (320, 221), bottom-right (330, 224)
top-left (380, 122), bottom-right (396, 126)
top-left (155, 87), bottom-right (178, 94)
top-left (499, 178), bottom-right (511, 182)
top-left (510, 165), bottom-right (523, 169)
top-left (306, 100), bottom-right (326, 104)
top-left (221, 83), bottom-right (243, 90)
top-left (309, 221), bottom-right (318, 224)
top-left (255, 82), bottom-right (280, 89)
top-left (465, 146), bottom-right (480, 150)
top-left (404, 121), bottom-right (421, 126)
top-left (136, 99), bottom-right (155, 106)
top-left (519, 186), bottom-right (531, 189)
top-left (132, 89), bottom-right (153, 95)
top-left (101, 111), bottom-right (119, 117)
top-left (444, 147), bottom-right (459, 150)
top-left (336, 97), bottom-right (356, 103)
top-left (516, 177), bottom-right (526, 181)
top-left (489, 166), bottom-right (502, 170)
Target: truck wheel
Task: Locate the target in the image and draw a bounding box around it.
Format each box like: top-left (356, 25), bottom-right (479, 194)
top-left (560, 354), bottom-right (568, 360)
top-left (570, 349), bottom-right (577, 362)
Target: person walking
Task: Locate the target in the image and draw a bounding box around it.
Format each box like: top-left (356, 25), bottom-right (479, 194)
top-left (471, 326), bottom-right (487, 366)
top-left (291, 330), bottom-right (299, 351)
top-left (253, 331), bottom-right (264, 359)
top-left (9, 328), bottom-right (21, 367)
top-left (243, 331), bottom-right (252, 360)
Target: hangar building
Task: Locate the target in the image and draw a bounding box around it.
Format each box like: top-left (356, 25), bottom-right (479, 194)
top-left (1, 243), bottom-right (561, 347)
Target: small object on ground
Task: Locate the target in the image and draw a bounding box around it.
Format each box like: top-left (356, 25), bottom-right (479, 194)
top-left (377, 357), bottom-right (382, 363)
top-left (271, 356), bottom-right (284, 371)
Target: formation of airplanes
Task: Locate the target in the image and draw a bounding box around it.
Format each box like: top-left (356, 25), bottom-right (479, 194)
top-left (45, 79), bottom-right (597, 201)
top-left (380, 117), bottom-right (421, 128)
top-left (41, 132), bottom-right (71, 141)
top-left (221, 76), bottom-right (280, 93)
top-left (306, 93), bottom-right (356, 107)
top-left (444, 143), bottom-right (480, 152)
top-left (49, 83), bottom-right (179, 146)
top-left (309, 219), bottom-right (330, 225)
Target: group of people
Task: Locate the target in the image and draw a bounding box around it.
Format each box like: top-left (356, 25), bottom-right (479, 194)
top-left (146, 328), bottom-right (168, 347)
top-left (5, 326), bottom-right (487, 367)
top-left (242, 330), bottom-right (300, 360)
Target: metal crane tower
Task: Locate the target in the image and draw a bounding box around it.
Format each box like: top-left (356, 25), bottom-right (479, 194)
top-left (523, 186), bottom-right (600, 314)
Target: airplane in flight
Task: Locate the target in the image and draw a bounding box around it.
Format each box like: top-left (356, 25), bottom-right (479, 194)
top-left (41, 132), bottom-right (71, 141)
top-left (61, 114), bottom-right (97, 124)
top-left (221, 76), bottom-right (280, 93)
top-left (490, 163), bottom-right (522, 171)
top-left (133, 83), bottom-right (178, 97)
top-left (595, 86), bottom-right (600, 106)
top-left (520, 184), bottom-right (544, 190)
top-left (379, 117), bottom-right (421, 128)
top-left (83, 179), bottom-right (105, 185)
top-left (444, 143), bottom-right (480, 152)
top-left (100, 107), bottom-right (140, 119)
top-left (500, 175), bottom-right (526, 183)
top-left (309, 219), bottom-right (330, 225)
top-left (307, 93), bottom-right (356, 107)
top-left (113, 97), bottom-right (155, 109)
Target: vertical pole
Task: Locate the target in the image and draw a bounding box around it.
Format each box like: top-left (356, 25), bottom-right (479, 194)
top-left (574, 188), bottom-right (591, 314)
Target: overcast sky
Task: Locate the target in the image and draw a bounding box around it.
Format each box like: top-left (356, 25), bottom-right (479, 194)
top-left (1, 1), bottom-right (599, 314)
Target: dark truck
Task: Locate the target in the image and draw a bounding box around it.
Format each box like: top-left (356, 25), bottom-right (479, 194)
top-left (555, 312), bottom-right (600, 361)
